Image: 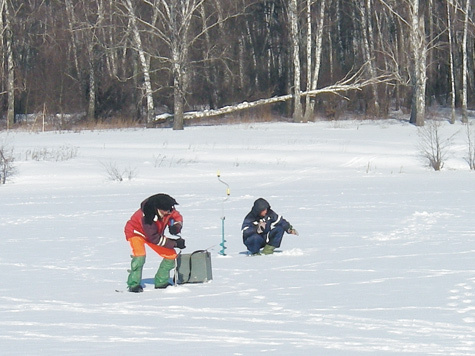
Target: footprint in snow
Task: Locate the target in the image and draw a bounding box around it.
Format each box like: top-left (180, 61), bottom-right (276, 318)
top-left (447, 278), bottom-right (475, 323)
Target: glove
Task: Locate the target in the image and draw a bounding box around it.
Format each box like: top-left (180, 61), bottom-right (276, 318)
top-left (257, 219), bottom-right (266, 234)
top-left (169, 221), bottom-right (182, 235)
top-left (287, 225), bottom-right (299, 235)
top-left (175, 237), bottom-right (186, 249)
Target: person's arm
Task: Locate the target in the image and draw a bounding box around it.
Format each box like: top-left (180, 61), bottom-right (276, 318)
top-left (270, 211), bottom-right (298, 235)
top-left (242, 214), bottom-right (261, 237)
top-left (168, 210), bottom-right (183, 235)
top-left (142, 217), bottom-right (177, 248)
top-left (269, 210), bottom-right (293, 233)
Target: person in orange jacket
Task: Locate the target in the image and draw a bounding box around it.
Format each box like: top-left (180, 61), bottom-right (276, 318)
top-left (124, 193), bottom-right (185, 292)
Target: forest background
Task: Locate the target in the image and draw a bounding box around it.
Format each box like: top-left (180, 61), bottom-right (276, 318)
top-left (0, 0), bottom-right (474, 130)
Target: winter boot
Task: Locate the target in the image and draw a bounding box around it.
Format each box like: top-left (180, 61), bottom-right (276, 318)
top-left (262, 244), bottom-right (276, 255)
top-left (154, 258), bottom-right (175, 289)
top-left (127, 255), bottom-right (145, 292)
top-left (128, 285), bottom-right (143, 293)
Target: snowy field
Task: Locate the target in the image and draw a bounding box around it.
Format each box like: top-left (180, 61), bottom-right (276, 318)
top-left (1, 118), bottom-right (474, 355)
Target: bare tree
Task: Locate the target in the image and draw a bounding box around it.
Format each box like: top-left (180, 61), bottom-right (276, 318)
top-left (359, 0), bottom-right (380, 116)
top-left (379, 0), bottom-right (427, 126)
top-left (418, 120), bottom-right (455, 171)
top-left (0, 0), bottom-right (472, 129)
top-left (288, 0), bottom-right (302, 122)
top-left (465, 122), bottom-right (475, 170)
top-left (169, 0), bottom-right (194, 130)
top-left (1, 0), bottom-right (15, 129)
top-left (304, 0), bottom-right (326, 122)
top-left (0, 141), bottom-right (15, 184)
top-left (122, 0), bottom-right (155, 124)
top-left (65, 0), bottom-right (81, 82)
top-left (447, 0), bottom-right (456, 124)
top-left (409, 0), bottom-right (427, 126)
top-left (461, 0), bottom-right (471, 124)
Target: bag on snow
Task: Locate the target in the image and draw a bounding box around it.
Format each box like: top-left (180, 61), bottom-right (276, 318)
top-left (175, 250), bottom-right (213, 284)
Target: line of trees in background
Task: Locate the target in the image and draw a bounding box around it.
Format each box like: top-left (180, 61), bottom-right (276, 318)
top-left (0, 0), bottom-right (474, 130)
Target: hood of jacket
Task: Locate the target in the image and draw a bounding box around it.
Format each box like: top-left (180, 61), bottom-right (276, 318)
top-left (251, 198), bottom-right (270, 217)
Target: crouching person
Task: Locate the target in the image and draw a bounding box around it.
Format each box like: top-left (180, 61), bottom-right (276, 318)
top-left (242, 198), bottom-right (298, 255)
top-left (124, 193), bottom-right (185, 292)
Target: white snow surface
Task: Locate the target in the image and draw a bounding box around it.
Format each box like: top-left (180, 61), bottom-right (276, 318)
top-left (1, 119), bottom-right (474, 355)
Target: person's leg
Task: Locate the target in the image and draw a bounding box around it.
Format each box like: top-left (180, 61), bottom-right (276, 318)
top-left (145, 240), bottom-right (177, 288)
top-left (127, 236), bottom-right (147, 292)
top-left (267, 226), bottom-right (285, 247)
top-left (263, 226), bottom-right (285, 255)
top-left (154, 258), bottom-right (175, 288)
top-left (243, 233), bottom-right (266, 255)
top-left (146, 241), bottom-right (178, 259)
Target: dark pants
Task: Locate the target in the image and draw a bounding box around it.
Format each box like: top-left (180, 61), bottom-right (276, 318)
top-left (243, 226), bottom-right (285, 254)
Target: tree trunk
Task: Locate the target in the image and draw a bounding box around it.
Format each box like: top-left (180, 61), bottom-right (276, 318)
top-left (361, 0), bottom-right (379, 116)
top-left (124, 0), bottom-right (154, 124)
top-left (244, 17), bottom-right (259, 90)
top-left (87, 42), bottom-right (96, 122)
top-left (4, 1), bottom-right (14, 129)
top-left (461, 0), bottom-right (470, 124)
top-left (173, 73), bottom-right (185, 130)
top-left (447, 0), bottom-right (456, 124)
top-left (289, 0), bottom-right (302, 122)
top-left (304, 0), bottom-right (326, 121)
top-left (151, 65), bottom-right (389, 122)
top-left (304, 0), bottom-right (312, 122)
top-left (171, 1), bottom-right (186, 130)
top-left (64, 0), bottom-right (81, 79)
top-left (199, 4), bottom-right (219, 108)
top-left (172, 52), bottom-right (185, 130)
top-left (409, 0), bottom-right (426, 126)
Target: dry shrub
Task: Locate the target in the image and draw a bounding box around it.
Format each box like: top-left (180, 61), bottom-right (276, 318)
top-left (418, 119), bottom-right (456, 171)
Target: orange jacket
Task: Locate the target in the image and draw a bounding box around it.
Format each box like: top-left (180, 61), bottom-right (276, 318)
top-left (125, 208), bottom-right (183, 247)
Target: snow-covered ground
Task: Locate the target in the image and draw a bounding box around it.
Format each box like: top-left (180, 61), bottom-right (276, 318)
top-left (1, 118), bottom-right (474, 355)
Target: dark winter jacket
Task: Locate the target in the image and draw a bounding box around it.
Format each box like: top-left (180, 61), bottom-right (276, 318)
top-left (124, 194), bottom-right (183, 249)
top-left (241, 198), bottom-right (290, 239)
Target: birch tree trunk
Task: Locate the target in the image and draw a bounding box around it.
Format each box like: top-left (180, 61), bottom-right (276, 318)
top-left (64, 0), bottom-right (81, 79)
top-left (447, 0), bottom-right (456, 124)
top-left (409, 0), bottom-right (426, 126)
top-left (170, 0), bottom-right (192, 131)
top-left (3, 0), bottom-right (14, 129)
top-left (245, 16), bottom-right (259, 90)
top-left (171, 34), bottom-right (186, 131)
top-left (289, 0), bottom-right (302, 122)
top-left (0, 0), bottom-right (4, 105)
top-left (238, 36), bottom-right (246, 91)
top-left (199, 4), bottom-right (219, 108)
top-left (374, 11), bottom-right (391, 114)
top-left (124, 0), bottom-right (154, 124)
top-left (156, 65), bottom-right (390, 121)
top-left (304, 0), bottom-right (326, 122)
top-left (461, 0), bottom-right (470, 124)
top-left (98, 0), bottom-right (118, 77)
top-left (304, 0), bottom-right (312, 122)
top-left (361, 0), bottom-right (379, 115)
top-left (87, 41), bottom-right (96, 122)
